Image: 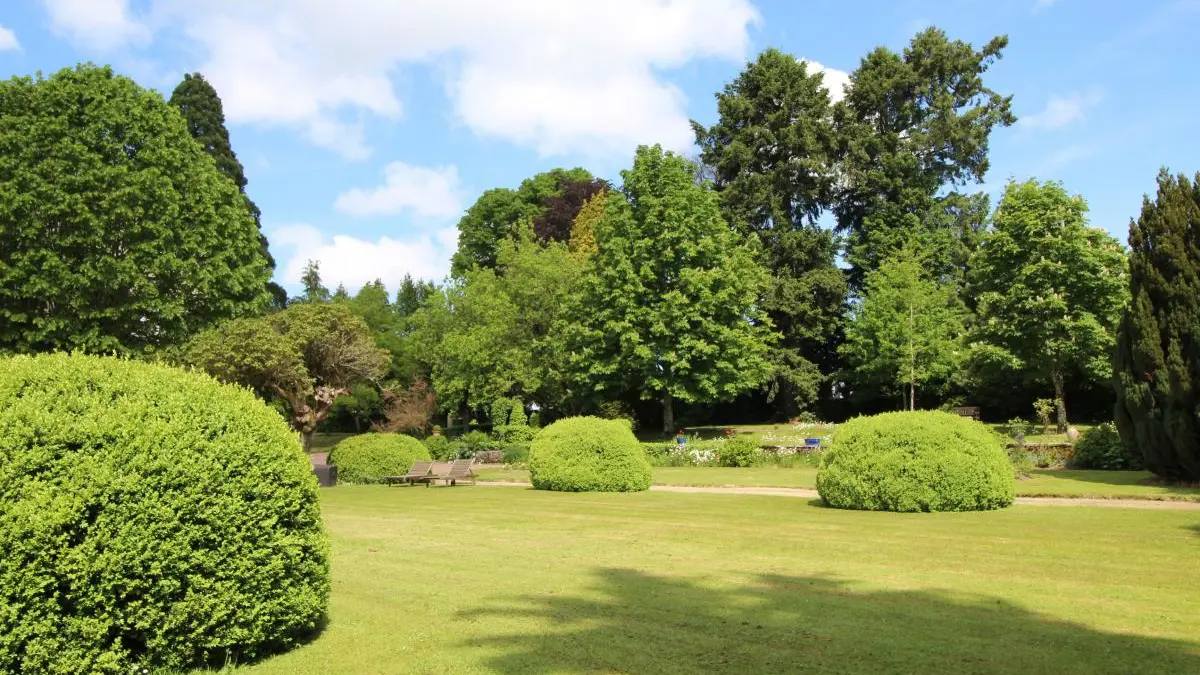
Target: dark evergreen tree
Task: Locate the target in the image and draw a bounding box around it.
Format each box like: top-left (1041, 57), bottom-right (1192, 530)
top-left (395, 274), bottom-right (435, 318)
top-left (692, 48), bottom-right (847, 418)
top-left (170, 72), bottom-right (285, 307)
top-left (1113, 170), bottom-right (1200, 482)
top-left (835, 28), bottom-right (1015, 291)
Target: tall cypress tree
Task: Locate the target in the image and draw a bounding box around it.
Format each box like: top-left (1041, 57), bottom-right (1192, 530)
top-left (1113, 170), bottom-right (1200, 482)
top-left (170, 73), bottom-right (286, 307)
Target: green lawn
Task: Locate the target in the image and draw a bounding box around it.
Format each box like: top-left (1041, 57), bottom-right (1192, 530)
top-left (309, 433), bottom-right (355, 454)
top-left (478, 466), bottom-right (1200, 501)
top-left (233, 486), bottom-right (1200, 674)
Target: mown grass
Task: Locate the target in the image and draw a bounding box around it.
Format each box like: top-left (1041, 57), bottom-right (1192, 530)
top-left (478, 466), bottom-right (1200, 501)
top-left (230, 486), bottom-right (1200, 674)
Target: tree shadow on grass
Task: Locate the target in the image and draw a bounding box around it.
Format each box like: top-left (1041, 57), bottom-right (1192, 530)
top-left (460, 569), bottom-right (1200, 675)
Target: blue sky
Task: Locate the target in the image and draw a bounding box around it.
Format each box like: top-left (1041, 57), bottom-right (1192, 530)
top-left (1, 0), bottom-right (1197, 295)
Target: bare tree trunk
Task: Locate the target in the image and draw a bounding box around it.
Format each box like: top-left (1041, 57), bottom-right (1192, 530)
top-left (1052, 369), bottom-right (1068, 433)
top-left (302, 429), bottom-right (315, 453)
top-left (662, 391), bottom-right (675, 436)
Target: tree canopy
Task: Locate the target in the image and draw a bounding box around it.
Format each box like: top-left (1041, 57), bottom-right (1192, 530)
top-left (967, 179), bottom-right (1127, 431)
top-left (563, 145), bottom-right (776, 433)
top-left (1114, 170), bottom-right (1200, 482)
top-left (0, 64), bottom-right (271, 355)
top-left (835, 28), bottom-right (1016, 291)
top-left (186, 302), bottom-right (388, 450)
top-left (450, 167), bottom-right (596, 275)
top-left (841, 247), bottom-right (965, 410)
top-left (692, 48), bottom-right (847, 418)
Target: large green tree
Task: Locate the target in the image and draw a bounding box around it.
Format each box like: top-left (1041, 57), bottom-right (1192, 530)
top-left (187, 302), bottom-right (388, 450)
top-left (0, 64), bottom-right (271, 354)
top-left (450, 167), bottom-right (595, 275)
top-left (169, 72), bottom-right (285, 308)
top-left (415, 234), bottom-right (581, 418)
top-left (835, 28), bottom-right (1015, 290)
top-left (841, 247), bottom-right (965, 410)
top-left (692, 48), bottom-right (848, 418)
top-left (1113, 170), bottom-right (1200, 482)
top-left (967, 179), bottom-right (1127, 432)
top-left (564, 145), bottom-right (776, 434)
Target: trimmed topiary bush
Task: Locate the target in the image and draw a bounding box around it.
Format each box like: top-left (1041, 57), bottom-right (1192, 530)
top-left (1070, 423), bottom-right (1143, 471)
top-left (529, 416), bottom-right (652, 492)
top-left (0, 353), bottom-right (328, 675)
top-left (817, 410), bottom-right (1014, 512)
top-left (328, 433), bottom-right (430, 483)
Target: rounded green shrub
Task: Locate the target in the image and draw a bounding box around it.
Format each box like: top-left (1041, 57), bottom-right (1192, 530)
top-left (0, 353), bottom-right (328, 675)
top-left (529, 417), bottom-right (652, 492)
top-left (328, 433), bottom-right (430, 483)
top-left (817, 411), bottom-right (1015, 512)
top-left (1070, 423), bottom-right (1143, 471)
top-left (718, 436), bottom-right (760, 467)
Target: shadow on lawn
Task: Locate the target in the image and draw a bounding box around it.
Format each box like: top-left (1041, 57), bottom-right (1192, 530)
top-left (1030, 469), bottom-right (1200, 495)
top-left (460, 569), bottom-right (1200, 675)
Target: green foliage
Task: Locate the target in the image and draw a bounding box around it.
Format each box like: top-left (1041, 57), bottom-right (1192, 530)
top-left (424, 435), bottom-right (457, 461)
top-left (1002, 418), bottom-right (1031, 442)
top-left (563, 145), bottom-right (776, 434)
top-left (502, 443), bottom-right (531, 466)
top-left (968, 179), bottom-right (1128, 432)
top-left (1033, 399), bottom-right (1057, 435)
top-left (692, 48), bottom-right (847, 418)
top-left (328, 433), bottom-right (431, 484)
top-left (414, 235), bottom-right (582, 414)
top-left (458, 430), bottom-right (497, 458)
top-left (0, 64), bottom-right (271, 354)
top-left (0, 353), bottom-right (328, 674)
top-left (327, 383), bottom-right (385, 433)
top-left (1006, 445), bottom-right (1035, 478)
top-left (529, 417), bottom-right (652, 492)
top-left (186, 302), bottom-right (389, 449)
top-left (168, 71), bottom-right (276, 291)
top-left (1114, 170), bottom-right (1200, 482)
top-left (300, 260), bottom-right (332, 304)
top-left (816, 411), bottom-right (1015, 512)
top-left (835, 28), bottom-right (1015, 289)
top-left (717, 436), bottom-right (760, 468)
top-left (841, 247), bottom-right (965, 407)
top-left (1071, 423), bottom-right (1143, 471)
top-left (451, 168), bottom-right (595, 275)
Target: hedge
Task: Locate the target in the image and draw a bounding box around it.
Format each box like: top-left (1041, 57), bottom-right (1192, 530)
top-left (528, 417), bottom-right (652, 492)
top-left (0, 353), bottom-right (328, 674)
top-left (817, 410), bottom-right (1014, 512)
top-left (328, 433), bottom-right (430, 483)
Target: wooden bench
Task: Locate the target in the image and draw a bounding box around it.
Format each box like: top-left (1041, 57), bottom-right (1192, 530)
top-left (952, 406), bottom-right (981, 421)
top-left (385, 460), bottom-right (434, 486)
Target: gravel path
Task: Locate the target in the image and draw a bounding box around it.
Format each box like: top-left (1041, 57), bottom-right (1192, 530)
top-left (477, 481), bottom-right (1200, 510)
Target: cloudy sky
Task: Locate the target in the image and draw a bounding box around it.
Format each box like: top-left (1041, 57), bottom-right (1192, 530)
top-left (1, 0), bottom-right (1197, 295)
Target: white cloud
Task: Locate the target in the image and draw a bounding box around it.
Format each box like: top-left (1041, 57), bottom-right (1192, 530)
top-left (41, 0), bottom-right (149, 51)
top-left (335, 162), bottom-right (464, 218)
top-left (68, 0), bottom-right (759, 159)
top-left (0, 25), bottom-right (20, 51)
top-left (800, 59), bottom-right (851, 103)
top-left (271, 224), bottom-right (453, 292)
top-left (1019, 88), bottom-right (1104, 130)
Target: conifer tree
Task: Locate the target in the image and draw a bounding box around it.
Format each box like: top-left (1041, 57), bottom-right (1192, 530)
top-left (1113, 170), bottom-right (1200, 482)
top-left (170, 73), bottom-right (285, 307)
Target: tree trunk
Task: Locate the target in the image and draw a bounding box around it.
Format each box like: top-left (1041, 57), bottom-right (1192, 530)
top-left (302, 429), bottom-right (315, 453)
top-left (662, 391), bottom-right (675, 436)
top-left (1052, 369), bottom-right (1068, 433)
top-left (909, 382), bottom-right (916, 411)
